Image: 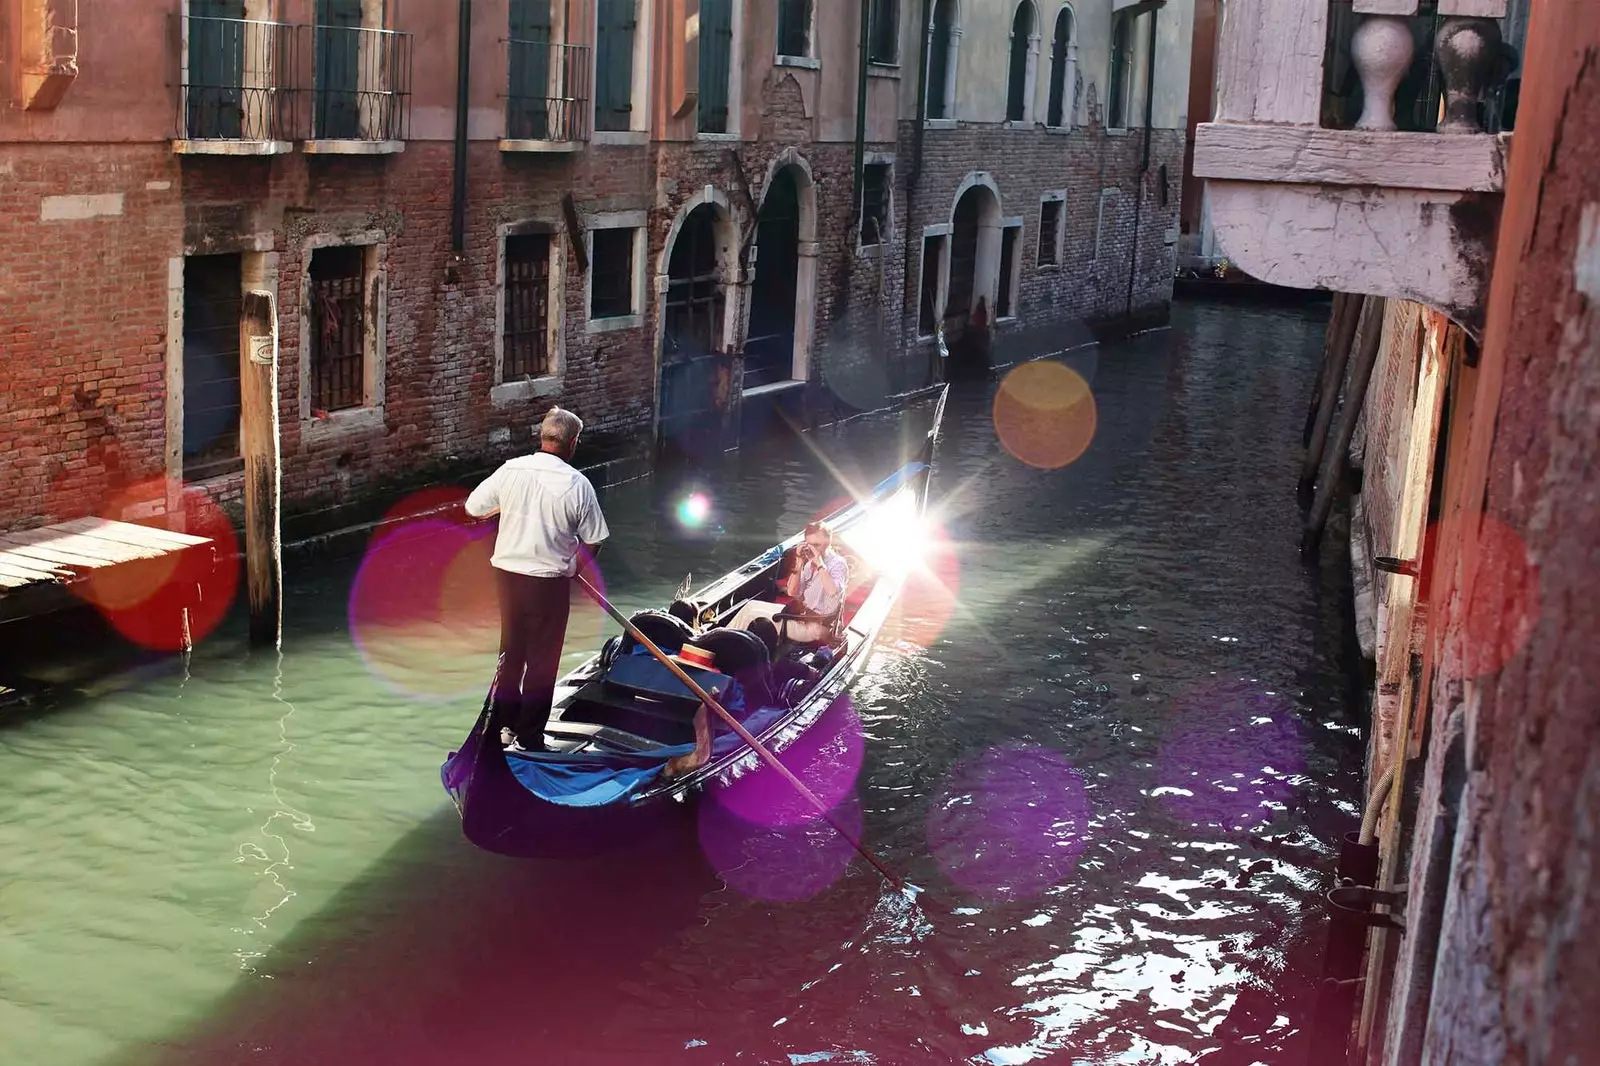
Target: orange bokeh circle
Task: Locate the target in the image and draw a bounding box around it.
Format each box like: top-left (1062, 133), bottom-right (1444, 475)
top-left (992, 361), bottom-right (1098, 470)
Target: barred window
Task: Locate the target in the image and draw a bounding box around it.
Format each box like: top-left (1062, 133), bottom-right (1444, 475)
top-left (590, 228), bottom-right (635, 319)
top-left (1038, 199), bottom-right (1063, 266)
top-left (860, 163), bottom-right (891, 246)
top-left (309, 245), bottom-right (367, 412)
top-left (503, 234), bottom-right (551, 379)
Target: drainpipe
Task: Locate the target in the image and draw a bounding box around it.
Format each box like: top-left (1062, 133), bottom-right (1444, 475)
top-left (902, 0), bottom-right (934, 383)
top-left (451, 0), bottom-right (473, 257)
top-left (852, 0), bottom-right (873, 229)
top-left (1124, 0), bottom-right (1162, 320)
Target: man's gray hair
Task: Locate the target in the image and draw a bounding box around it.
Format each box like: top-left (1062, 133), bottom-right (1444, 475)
top-left (540, 407), bottom-right (584, 450)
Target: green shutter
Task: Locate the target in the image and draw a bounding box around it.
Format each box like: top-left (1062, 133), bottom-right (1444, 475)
top-left (595, 0), bottom-right (636, 132)
top-left (509, 0), bottom-right (553, 138)
top-left (698, 0), bottom-right (733, 134)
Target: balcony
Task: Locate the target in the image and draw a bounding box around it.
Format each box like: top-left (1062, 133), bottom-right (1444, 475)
top-left (302, 24), bottom-right (413, 154)
top-left (501, 40), bottom-right (592, 153)
top-left (173, 16), bottom-right (299, 154)
top-left (1191, 0), bottom-right (1522, 333)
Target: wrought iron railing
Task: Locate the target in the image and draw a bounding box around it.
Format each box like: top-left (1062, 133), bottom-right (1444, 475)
top-left (305, 23), bottom-right (413, 141)
top-left (178, 16), bottom-right (300, 141)
top-left (505, 40), bottom-right (591, 143)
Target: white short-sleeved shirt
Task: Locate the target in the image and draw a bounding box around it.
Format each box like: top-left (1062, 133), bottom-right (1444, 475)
top-left (799, 549), bottom-right (849, 617)
top-left (465, 452), bottom-right (610, 577)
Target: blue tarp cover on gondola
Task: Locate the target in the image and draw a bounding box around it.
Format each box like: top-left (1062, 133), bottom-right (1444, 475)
top-left (502, 702), bottom-right (791, 807)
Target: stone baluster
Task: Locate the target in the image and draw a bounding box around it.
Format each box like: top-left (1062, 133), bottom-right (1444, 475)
top-left (1435, 17), bottom-right (1507, 134)
top-left (1351, 15), bottom-right (1416, 131)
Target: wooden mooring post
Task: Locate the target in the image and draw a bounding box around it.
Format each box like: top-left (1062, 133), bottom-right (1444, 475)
top-left (240, 290), bottom-right (282, 649)
top-left (1303, 296), bottom-right (1385, 555)
top-left (1300, 292), bottom-right (1365, 507)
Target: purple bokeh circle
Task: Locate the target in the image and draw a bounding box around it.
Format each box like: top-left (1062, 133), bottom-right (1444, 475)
top-left (710, 697), bottom-right (865, 829)
top-left (925, 743), bottom-right (1092, 901)
top-left (698, 789), bottom-right (864, 902)
top-left (1154, 680), bottom-right (1307, 831)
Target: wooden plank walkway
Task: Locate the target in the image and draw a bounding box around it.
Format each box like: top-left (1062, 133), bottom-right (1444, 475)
top-left (0, 517), bottom-right (215, 613)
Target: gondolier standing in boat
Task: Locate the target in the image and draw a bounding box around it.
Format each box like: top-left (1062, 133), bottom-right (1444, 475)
top-left (466, 407), bottom-right (609, 752)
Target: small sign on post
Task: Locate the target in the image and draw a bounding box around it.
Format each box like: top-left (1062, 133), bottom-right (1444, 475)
top-left (240, 290), bottom-right (282, 649)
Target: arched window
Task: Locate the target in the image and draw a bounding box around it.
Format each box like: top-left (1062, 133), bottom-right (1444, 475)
top-left (1107, 7), bottom-right (1139, 129)
top-left (926, 0), bottom-right (958, 121)
top-left (1046, 6), bottom-right (1074, 128)
top-left (1005, 2), bottom-right (1036, 123)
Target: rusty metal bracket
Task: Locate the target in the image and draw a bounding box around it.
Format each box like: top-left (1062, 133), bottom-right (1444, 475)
top-left (1374, 556), bottom-right (1421, 577)
top-left (1328, 880), bottom-right (1409, 931)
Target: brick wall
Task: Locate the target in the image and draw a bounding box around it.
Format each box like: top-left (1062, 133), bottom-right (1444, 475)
top-left (0, 140), bottom-right (660, 531)
top-left (898, 120), bottom-right (1184, 372)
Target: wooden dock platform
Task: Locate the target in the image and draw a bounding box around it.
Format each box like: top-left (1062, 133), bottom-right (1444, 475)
top-left (0, 517), bottom-right (217, 626)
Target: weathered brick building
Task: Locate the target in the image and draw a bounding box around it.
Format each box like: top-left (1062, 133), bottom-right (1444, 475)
top-left (0, 0), bottom-right (1193, 532)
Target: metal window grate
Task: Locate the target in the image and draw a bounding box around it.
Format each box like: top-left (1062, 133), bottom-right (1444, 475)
top-left (664, 206), bottom-right (724, 359)
top-left (590, 228), bottom-right (635, 319)
top-left (860, 163), bottom-right (891, 246)
top-left (1039, 200), bottom-right (1062, 266)
top-left (309, 246), bottom-right (366, 412)
top-left (504, 234), bottom-right (551, 380)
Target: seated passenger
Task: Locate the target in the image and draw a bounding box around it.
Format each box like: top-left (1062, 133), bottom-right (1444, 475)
top-left (748, 617), bottom-right (821, 692)
top-left (726, 521), bottom-right (848, 645)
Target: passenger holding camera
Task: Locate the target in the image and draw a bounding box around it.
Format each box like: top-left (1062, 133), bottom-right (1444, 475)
top-left (727, 521), bottom-right (848, 645)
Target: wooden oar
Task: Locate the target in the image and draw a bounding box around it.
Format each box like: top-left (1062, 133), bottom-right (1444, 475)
top-left (574, 573), bottom-right (907, 891)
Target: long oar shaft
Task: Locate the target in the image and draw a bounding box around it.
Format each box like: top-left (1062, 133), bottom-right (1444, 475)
top-left (574, 575), bottom-right (902, 889)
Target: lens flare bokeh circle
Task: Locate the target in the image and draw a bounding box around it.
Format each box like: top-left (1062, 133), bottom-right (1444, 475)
top-left (676, 492), bottom-right (713, 529)
top-left (992, 361), bottom-right (1098, 470)
top-left (710, 697), bottom-right (865, 829)
top-left (699, 789), bottom-right (865, 903)
top-left (926, 743), bottom-right (1092, 901)
top-left (1154, 681), bottom-right (1307, 832)
top-left (347, 489), bottom-right (610, 700)
top-left (81, 480), bottom-right (240, 652)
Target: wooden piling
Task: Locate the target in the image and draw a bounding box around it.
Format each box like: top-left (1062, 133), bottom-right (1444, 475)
top-left (1303, 297), bottom-right (1385, 554)
top-left (1304, 292), bottom-right (1356, 446)
top-left (1300, 293), bottom-right (1365, 506)
top-left (240, 290), bottom-right (282, 649)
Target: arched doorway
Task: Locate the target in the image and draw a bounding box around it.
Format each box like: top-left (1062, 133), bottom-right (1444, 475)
top-left (658, 199), bottom-right (737, 453)
top-left (748, 168), bottom-right (801, 389)
top-left (945, 180), bottom-right (1002, 375)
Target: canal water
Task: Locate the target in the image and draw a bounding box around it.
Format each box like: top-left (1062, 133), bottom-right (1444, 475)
top-left (0, 301), bottom-right (1363, 1066)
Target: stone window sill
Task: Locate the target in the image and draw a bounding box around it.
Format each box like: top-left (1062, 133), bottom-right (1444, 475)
top-left (923, 118), bottom-right (958, 131)
top-left (868, 63), bottom-right (900, 79)
top-left (1045, 125), bottom-right (1075, 135)
top-left (301, 406), bottom-right (385, 445)
top-left (856, 242), bottom-right (890, 260)
top-left (499, 138), bottom-right (584, 154)
top-left (592, 130), bottom-right (648, 147)
top-left (491, 376), bottom-right (562, 407)
top-left (587, 313), bottom-right (643, 334)
top-left (742, 379), bottom-right (805, 400)
top-left (1003, 119), bottom-right (1035, 131)
top-left (1036, 262), bottom-right (1062, 273)
top-left (303, 139), bottom-right (406, 156)
top-left (172, 139), bottom-right (293, 156)
top-left (1105, 127), bottom-right (1133, 138)
top-left (775, 55), bottom-right (820, 70)
top-left (696, 131), bottom-right (741, 143)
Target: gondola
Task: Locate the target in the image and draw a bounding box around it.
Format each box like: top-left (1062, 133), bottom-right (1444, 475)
top-left (442, 388), bottom-right (949, 858)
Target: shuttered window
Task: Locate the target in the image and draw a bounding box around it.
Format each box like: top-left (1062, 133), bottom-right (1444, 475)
top-left (594, 0), bottom-right (636, 132)
top-left (508, 0), bottom-right (554, 140)
top-left (698, 0), bottom-right (734, 134)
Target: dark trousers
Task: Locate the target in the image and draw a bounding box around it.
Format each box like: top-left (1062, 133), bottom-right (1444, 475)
top-left (492, 569), bottom-right (572, 746)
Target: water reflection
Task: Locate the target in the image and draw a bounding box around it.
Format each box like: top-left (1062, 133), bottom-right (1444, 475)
top-left (0, 303), bottom-right (1364, 1066)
